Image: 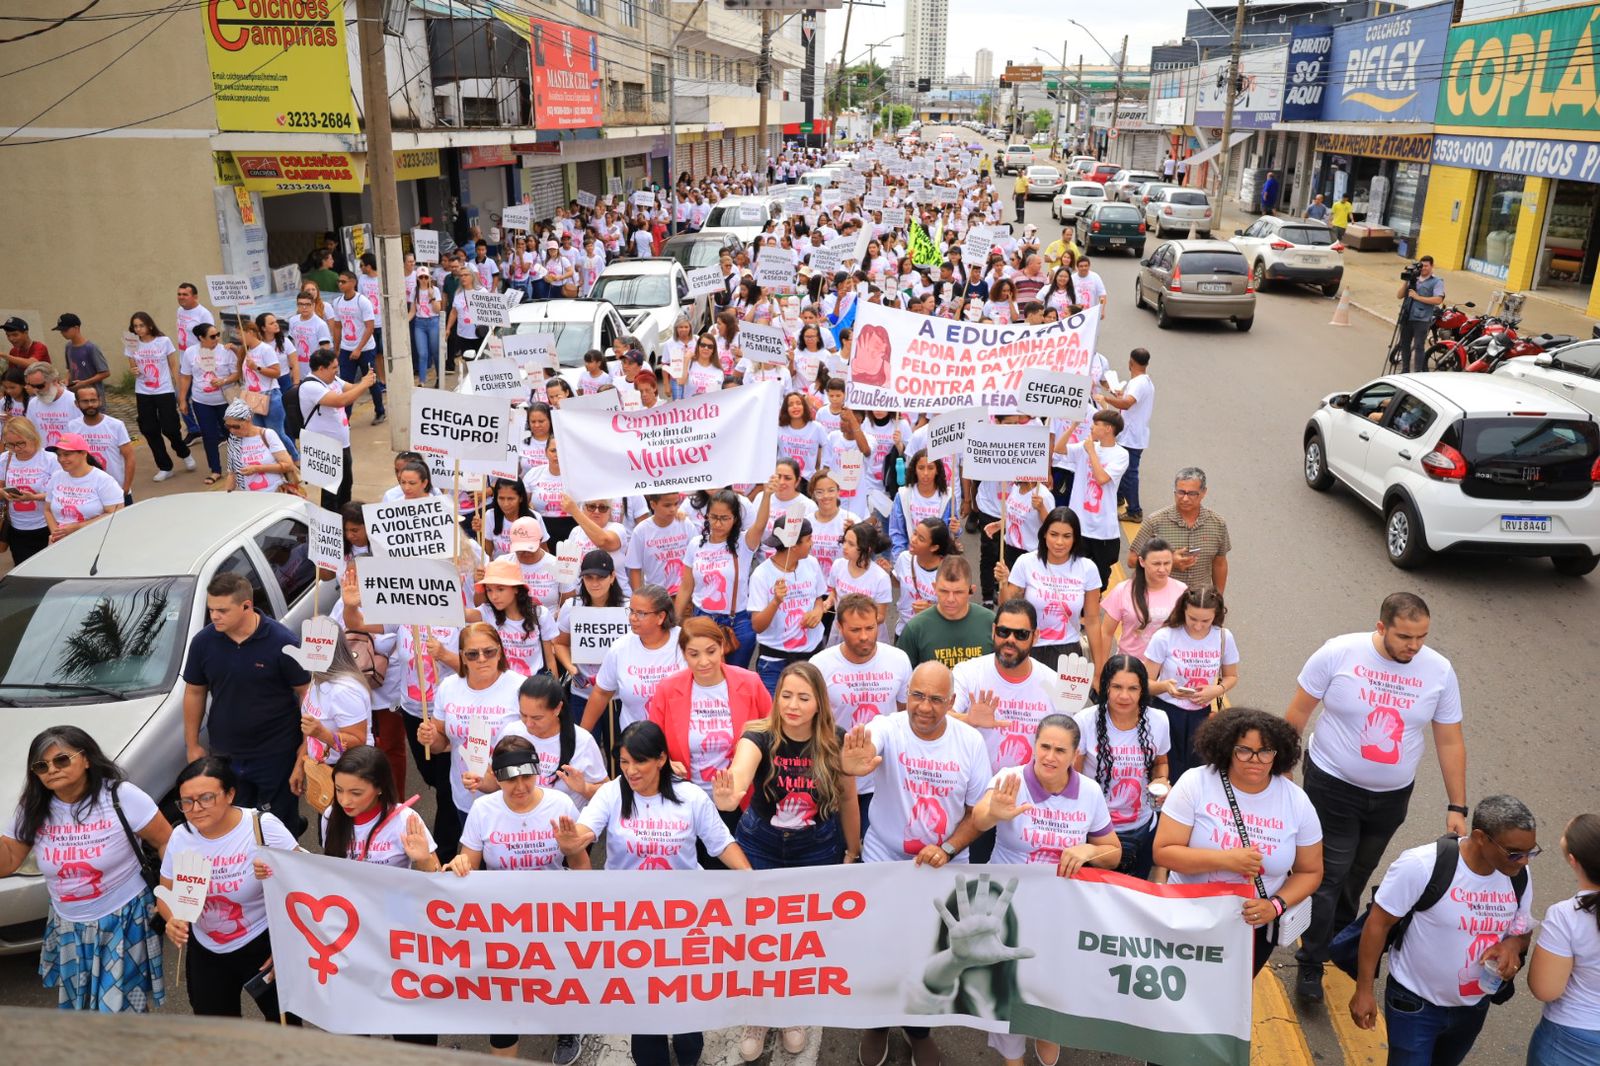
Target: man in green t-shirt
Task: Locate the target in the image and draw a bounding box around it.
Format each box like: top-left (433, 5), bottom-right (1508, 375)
top-left (304, 248), bottom-right (339, 293)
top-left (897, 556), bottom-right (995, 671)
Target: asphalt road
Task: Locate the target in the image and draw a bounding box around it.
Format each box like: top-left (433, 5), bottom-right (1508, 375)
top-left (3, 129), bottom-right (1597, 1066)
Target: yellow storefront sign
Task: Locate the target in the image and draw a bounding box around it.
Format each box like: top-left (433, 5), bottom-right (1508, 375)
top-left (202, 0), bottom-right (359, 134)
top-left (234, 151), bottom-right (366, 194)
top-left (394, 149), bottom-right (442, 182)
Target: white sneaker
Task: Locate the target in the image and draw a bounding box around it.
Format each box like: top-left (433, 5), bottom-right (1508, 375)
top-left (739, 1026), bottom-right (768, 1062)
top-left (183, 455), bottom-right (197, 472)
top-left (152, 470), bottom-right (174, 482)
top-left (781, 1027), bottom-right (809, 1054)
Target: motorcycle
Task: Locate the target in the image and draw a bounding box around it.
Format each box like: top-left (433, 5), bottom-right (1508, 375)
top-left (1463, 331), bottom-right (1581, 374)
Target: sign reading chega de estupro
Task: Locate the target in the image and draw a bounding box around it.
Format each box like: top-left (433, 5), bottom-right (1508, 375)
top-left (202, 0), bottom-right (359, 135)
top-left (1436, 6), bottom-right (1600, 131)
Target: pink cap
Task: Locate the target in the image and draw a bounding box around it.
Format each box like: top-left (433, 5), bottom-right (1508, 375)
top-left (508, 515), bottom-right (545, 552)
top-left (49, 432), bottom-right (92, 453)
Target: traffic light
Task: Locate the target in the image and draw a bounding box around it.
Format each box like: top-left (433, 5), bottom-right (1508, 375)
top-left (917, 77), bottom-right (930, 92)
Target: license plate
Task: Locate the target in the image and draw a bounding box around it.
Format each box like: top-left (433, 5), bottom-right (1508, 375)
top-left (1501, 514), bottom-right (1551, 533)
top-left (1199, 282), bottom-right (1229, 293)
top-left (1109, 237), bottom-right (1126, 246)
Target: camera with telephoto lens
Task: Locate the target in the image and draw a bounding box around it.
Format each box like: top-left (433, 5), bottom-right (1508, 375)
top-left (1400, 261), bottom-right (1424, 283)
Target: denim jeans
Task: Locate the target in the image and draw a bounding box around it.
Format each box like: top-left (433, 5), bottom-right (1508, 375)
top-left (227, 747), bottom-right (307, 838)
top-left (251, 389), bottom-right (299, 462)
top-left (1119, 446), bottom-right (1143, 514)
top-left (1152, 697), bottom-right (1210, 785)
top-left (1528, 1016), bottom-right (1600, 1066)
top-left (736, 808), bottom-right (843, 869)
top-left (191, 401), bottom-right (227, 474)
top-left (1400, 317), bottom-right (1432, 374)
top-left (1384, 977), bottom-right (1489, 1066)
top-left (694, 607), bottom-right (756, 670)
top-left (338, 348), bottom-right (385, 417)
top-left (1295, 757), bottom-right (1414, 966)
top-left (411, 318), bottom-right (440, 386)
top-left (403, 711), bottom-right (461, 861)
top-left (631, 1033), bottom-right (702, 1066)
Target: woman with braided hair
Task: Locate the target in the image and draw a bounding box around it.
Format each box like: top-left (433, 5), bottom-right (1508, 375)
top-left (1074, 655), bottom-right (1170, 880)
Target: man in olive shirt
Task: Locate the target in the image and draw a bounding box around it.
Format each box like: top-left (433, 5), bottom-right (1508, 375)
top-left (1128, 466), bottom-right (1231, 594)
top-left (897, 557), bottom-right (995, 670)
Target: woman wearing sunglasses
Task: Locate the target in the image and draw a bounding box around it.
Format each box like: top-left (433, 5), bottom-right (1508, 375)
top-left (417, 622), bottom-right (527, 827)
top-left (0, 726), bottom-right (173, 1011)
top-left (157, 756), bottom-right (300, 1020)
top-left (1154, 708), bottom-right (1324, 975)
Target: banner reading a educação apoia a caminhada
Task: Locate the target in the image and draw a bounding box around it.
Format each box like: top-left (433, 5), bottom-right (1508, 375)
top-left (846, 301), bottom-right (1100, 414)
top-left (262, 850), bottom-right (1251, 1066)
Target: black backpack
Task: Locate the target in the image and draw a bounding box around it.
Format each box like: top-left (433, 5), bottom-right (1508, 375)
top-left (1330, 834), bottom-right (1529, 1000)
top-left (283, 377), bottom-right (315, 441)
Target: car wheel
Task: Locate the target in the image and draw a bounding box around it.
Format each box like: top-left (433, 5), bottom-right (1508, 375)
top-left (1235, 316), bottom-right (1254, 332)
top-left (1251, 260), bottom-right (1270, 292)
top-left (1552, 554), bottom-right (1599, 577)
top-left (1303, 432), bottom-right (1335, 491)
top-left (1133, 276), bottom-right (1147, 310)
top-left (1156, 297), bottom-right (1173, 329)
top-left (1321, 281), bottom-right (1341, 297)
top-left (1384, 497), bottom-right (1432, 569)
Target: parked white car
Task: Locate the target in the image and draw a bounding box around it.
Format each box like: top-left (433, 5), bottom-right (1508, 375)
top-left (1143, 187), bottom-right (1215, 237)
top-left (1051, 181), bottom-right (1106, 223)
top-left (1303, 372), bottom-right (1600, 574)
top-left (1495, 340), bottom-right (1600, 420)
top-left (462, 298), bottom-right (632, 392)
top-left (1105, 169), bottom-right (1162, 202)
top-left (699, 195), bottom-right (787, 245)
top-left (589, 257), bottom-right (710, 339)
top-left (0, 494), bottom-right (321, 951)
top-left (1230, 215), bottom-right (1345, 296)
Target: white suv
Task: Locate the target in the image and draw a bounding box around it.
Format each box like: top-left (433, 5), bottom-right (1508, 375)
top-left (1494, 339), bottom-right (1600, 421)
top-left (1303, 373), bottom-right (1600, 575)
top-left (1231, 215), bottom-right (1345, 296)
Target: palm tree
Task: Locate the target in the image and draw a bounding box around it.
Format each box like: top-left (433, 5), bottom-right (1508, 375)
top-left (56, 580), bottom-right (177, 681)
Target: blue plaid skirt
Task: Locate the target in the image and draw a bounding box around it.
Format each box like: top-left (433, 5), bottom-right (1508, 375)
top-left (40, 888), bottom-right (165, 1012)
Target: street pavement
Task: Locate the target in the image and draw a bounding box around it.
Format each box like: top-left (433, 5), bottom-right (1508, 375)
top-left (3, 129), bottom-right (1597, 1065)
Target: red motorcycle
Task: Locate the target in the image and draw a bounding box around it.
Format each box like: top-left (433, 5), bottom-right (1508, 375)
top-left (1463, 330), bottom-right (1581, 373)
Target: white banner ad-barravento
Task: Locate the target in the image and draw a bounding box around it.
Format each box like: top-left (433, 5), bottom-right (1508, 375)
top-left (262, 850), bottom-right (1251, 1066)
top-left (552, 381), bottom-right (781, 498)
top-left (846, 301), bottom-right (1100, 414)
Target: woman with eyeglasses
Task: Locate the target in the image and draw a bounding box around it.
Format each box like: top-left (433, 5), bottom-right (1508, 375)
top-left (177, 323), bottom-right (239, 484)
top-left (555, 721), bottom-right (749, 1066)
top-left (1154, 708), bottom-right (1324, 975)
top-left (417, 622), bottom-right (528, 825)
top-left (156, 756), bottom-right (300, 1020)
top-left (1142, 586), bottom-right (1239, 784)
top-left (221, 400), bottom-right (293, 494)
top-left (448, 735), bottom-right (589, 1063)
top-left (678, 486), bottom-right (771, 670)
top-left (582, 583), bottom-right (684, 767)
top-left (1075, 656), bottom-right (1170, 880)
top-left (0, 726), bottom-right (173, 1011)
top-left (1, 417), bottom-right (62, 564)
top-left (995, 506), bottom-right (1104, 674)
top-left (560, 492), bottom-right (626, 596)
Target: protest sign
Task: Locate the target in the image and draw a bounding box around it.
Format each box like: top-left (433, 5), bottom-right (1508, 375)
top-left (153, 851), bottom-right (211, 925)
top-left (631, 190), bottom-right (657, 209)
top-left (554, 541), bottom-right (581, 585)
top-left (847, 301), bottom-right (1100, 414)
top-left (298, 429), bottom-right (345, 492)
top-left (413, 229), bottom-right (440, 263)
top-left (737, 323), bottom-right (789, 366)
top-left (551, 383), bottom-right (780, 498)
top-left (262, 851), bottom-right (1252, 1066)
top-left (560, 389), bottom-right (622, 413)
top-left (755, 256), bottom-right (795, 293)
top-left (351, 557), bottom-right (466, 627)
top-left (1015, 370), bottom-right (1094, 421)
top-left (576, 190), bottom-right (597, 210)
top-left (962, 421), bottom-right (1051, 481)
top-left (363, 497), bottom-right (454, 560)
top-left (466, 289), bottom-right (509, 328)
top-left (882, 206), bottom-right (908, 229)
top-left (1055, 652), bottom-right (1095, 713)
top-left (307, 506), bottom-right (345, 571)
top-left (288, 616), bottom-right (341, 673)
top-left (863, 194), bottom-right (885, 211)
top-left (273, 264), bottom-right (301, 295)
top-left (927, 411), bottom-right (968, 461)
top-left (609, 176), bottom-right (623, 196)
top-left (569, 606), bottom-right (629, 665)
top-left (685, 266), bottom-right (723, 298)
top-left (502, 332), bottom-right (556, 372)
top-left (458, 452), bottom-right (520, 494)
top-left (501, 205), bottom-right (532, 231)
top-left (205, 275), bottom-right (254, 308)
top-left (463, 718), bottom-right (492, 777)
top-left (410, 390), bottom-right (514, 462)
top-left (835, 448), bottom-right (862, 492)
top-left (961, 230), bottom-right (993, 264)
top-left (469, 358), bottom-right (525, 397)
top-left (809, 247), bottom-right (843, 276)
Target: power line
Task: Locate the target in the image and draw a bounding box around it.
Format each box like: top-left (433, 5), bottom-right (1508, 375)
top-left (0, 0), bottom-right (102, 44)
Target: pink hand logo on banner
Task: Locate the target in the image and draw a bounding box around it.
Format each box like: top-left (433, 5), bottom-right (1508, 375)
top-left (285, 892), bottom-right (361, 985)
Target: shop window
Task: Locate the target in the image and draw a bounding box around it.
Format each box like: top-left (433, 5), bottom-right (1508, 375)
top-left (1466, 172), bottom-right (1525, 281)
top-left (1387, 162), bottom-right (1422, 238)
top-left (1541, 180), bottom-right (1598, 290)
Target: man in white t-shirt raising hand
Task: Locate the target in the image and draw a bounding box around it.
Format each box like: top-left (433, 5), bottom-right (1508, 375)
top-left (1286, 592), bottom-right (1467, 1004)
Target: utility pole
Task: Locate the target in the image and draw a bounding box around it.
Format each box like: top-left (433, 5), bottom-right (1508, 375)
top-left (829, 0), bottom-right (855, 134)
top-left (1217, 0), bottom-right (1247, 208)
top-left (757, 10), bottom-right (774, 161)
top-left (1077, 55), bottom-right (1084, 151)
top-left (668, 0), bottom-right (708, 235)
top-left (1109, 34), bottom-right (1127, 166)
top-left (356, 0), bottom-right (414, 451)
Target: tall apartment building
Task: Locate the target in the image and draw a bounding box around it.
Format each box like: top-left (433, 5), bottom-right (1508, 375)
top-left (974, 48), bottom-right (994, 85)
top-left (903, 0), bottom-right (949, 85)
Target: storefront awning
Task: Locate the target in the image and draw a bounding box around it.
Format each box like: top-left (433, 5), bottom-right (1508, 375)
top-left (1183, 130), bottom-right (1252, 167)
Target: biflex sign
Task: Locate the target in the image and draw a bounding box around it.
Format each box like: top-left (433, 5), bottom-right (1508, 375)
top-left (202, 0), bottom-right (359, 134)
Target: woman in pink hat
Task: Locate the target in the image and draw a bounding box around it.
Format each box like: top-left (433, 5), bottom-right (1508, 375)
top-left (479, 558), bottom-right (558, 678)
top-left (43, 431), bottom-right (123, 542)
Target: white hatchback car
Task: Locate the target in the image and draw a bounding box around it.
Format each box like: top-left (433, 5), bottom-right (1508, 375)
top-left (1303, 373), bottom-right (1600, 575)
top-left (1051, 181), bottom-right (1106, 223)
top-left (1494, 339), bottom-right (1600, 421)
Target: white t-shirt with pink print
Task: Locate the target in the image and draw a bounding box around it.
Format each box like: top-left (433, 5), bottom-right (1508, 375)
top-left (685, 680), bottom-right (736, 795)
top-left (812, 642), bottom-right (911, 797)
top-left (1162, 767), bottom-right (1322, 899)
top-left (1297, 632), bottom-right (1463, 793)
top-left (1074, 705), bottom-right (1173, 832)
top-left (952, 654), bottom-right (1058, 773)
top-left (986, 765), bottom-right (1113, 867)
top-left (1007, 552), bottom-right (1102, 646)
top-left (861, 712), bottom-right (990, 864)
top-left (1064, 441), bottom-right (1129, 541)
top-left (578, 776), bottom-right (734, 871)
top-left (1145, 625), bottom-right (1240, 712)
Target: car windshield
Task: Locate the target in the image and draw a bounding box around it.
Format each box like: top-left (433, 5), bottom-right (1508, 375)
top-left (0, 576), bottom-right (196, 704)
top-left (1549, 342), bottom-right (1600, 376)
top-left (1098, 205), bottom-right (1142, 221)
top-left (498, 320), bottom-right (596, 369)
top-left (665, 240), bottom-right (727, 270)
top-left (1178, 252), bottom-right (1248, 274)
top-left (1070, 185), bottom-right (1103, 196)
top-left (706, 204), bottom-right (766, 227)
top-left (1279, 225), bottom-right (1335, 246)
top-left (1169, 191), bottom-right (1209, 206)
top-left (590, 275), bottom-right (673, 308)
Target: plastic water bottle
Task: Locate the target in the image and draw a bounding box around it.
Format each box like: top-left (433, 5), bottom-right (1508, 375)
top-left (1479, 914), bottom-right (1535, 994)
top-left (895, 456), bottom-right (907, 488)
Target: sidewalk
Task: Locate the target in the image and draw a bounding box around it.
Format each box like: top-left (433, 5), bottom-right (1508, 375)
top-left (1210, 202), bottom-right (1598, 340)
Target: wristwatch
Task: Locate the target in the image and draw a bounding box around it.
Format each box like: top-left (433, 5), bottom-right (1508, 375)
top-left (939, 841), bottom-right (959, 858)
top-left (1447, 804), bottom-right (1469, 816)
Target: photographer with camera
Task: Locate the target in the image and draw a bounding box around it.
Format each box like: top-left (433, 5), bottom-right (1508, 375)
top-left (1396, 256), bottom-right (1445, 374)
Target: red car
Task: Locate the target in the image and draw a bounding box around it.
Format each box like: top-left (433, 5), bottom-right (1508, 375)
top-left (1088, 163), bottom-right (1120, 184)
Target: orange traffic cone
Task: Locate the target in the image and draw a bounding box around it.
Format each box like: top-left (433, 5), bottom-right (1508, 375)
top-left (1329, 289), bottom-right (1352, 326)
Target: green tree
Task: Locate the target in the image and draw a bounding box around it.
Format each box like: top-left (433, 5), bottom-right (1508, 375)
top-left (876, 103), bottom-right (913, 130)
top-left (1031, 108), bottom-right (1054, 133)
top-left (976, 93), bottom-right (993, 123)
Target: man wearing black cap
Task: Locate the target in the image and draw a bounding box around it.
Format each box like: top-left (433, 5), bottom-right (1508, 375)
top-left (54, 314), bottom-right (109, 403)
top-left (4, 317), bottom-right (49, 372)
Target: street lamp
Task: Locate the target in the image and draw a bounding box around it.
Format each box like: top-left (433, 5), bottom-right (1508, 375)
top-left (1033, 43), bottom-right (1075, 155)
top-left (1068, 18), bottom-right (1126, 163)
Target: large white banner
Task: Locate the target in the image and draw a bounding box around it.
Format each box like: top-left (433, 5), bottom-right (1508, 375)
top-left (551, 382), bottom-right (781, 498)
top-left (846, 301), bottom-right (1101, 414)
top-left (263, 852), bottom-right (1251, 1065)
